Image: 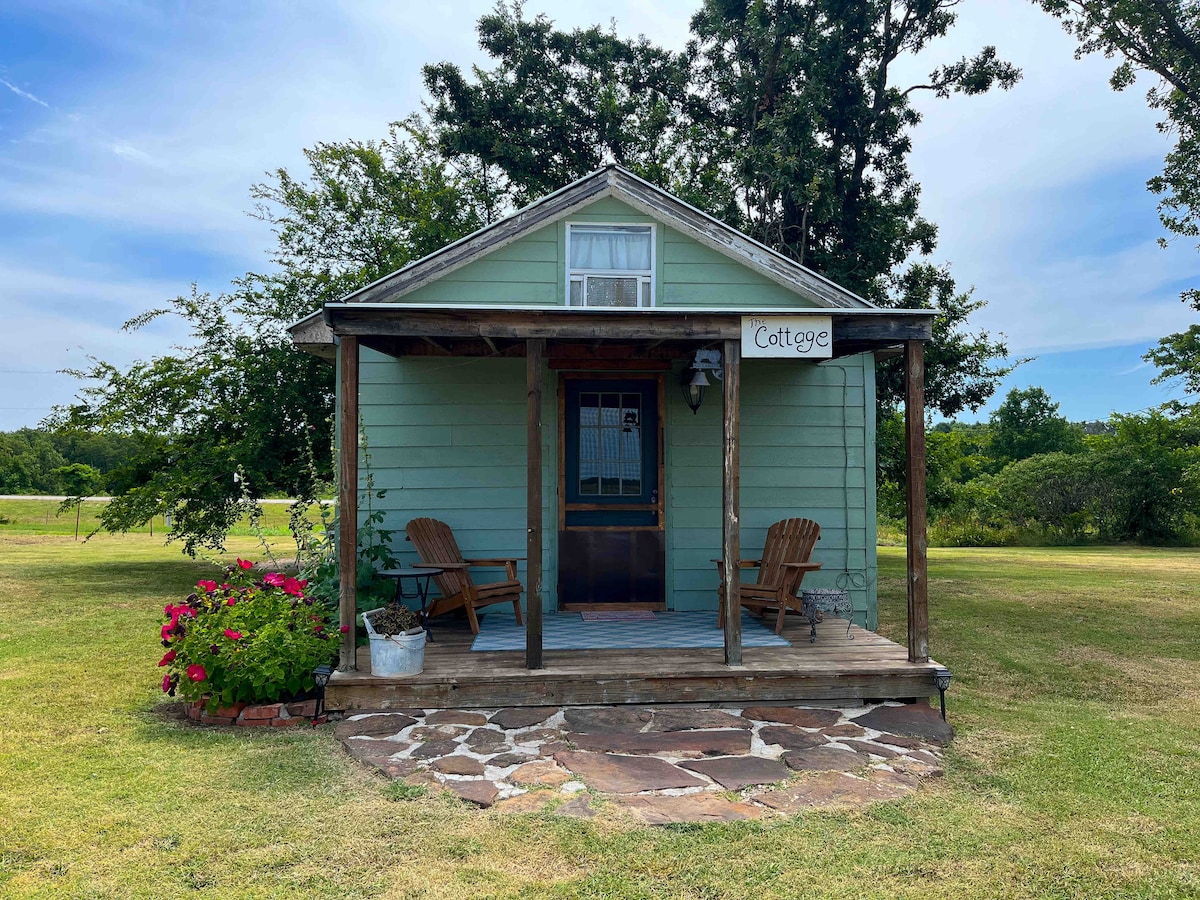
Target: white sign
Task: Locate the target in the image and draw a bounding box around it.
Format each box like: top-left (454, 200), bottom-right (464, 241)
top-left (741, 315), bottom-right (833, 358)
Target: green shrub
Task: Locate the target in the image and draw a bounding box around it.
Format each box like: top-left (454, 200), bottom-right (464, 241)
top-left (159, 560), bottom-right (338, 713)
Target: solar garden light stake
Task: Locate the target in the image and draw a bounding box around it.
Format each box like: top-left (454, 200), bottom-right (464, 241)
top-left (312, 664), bottom-right (334, 719)
top-left (933, 668), bottom-right (953, 721)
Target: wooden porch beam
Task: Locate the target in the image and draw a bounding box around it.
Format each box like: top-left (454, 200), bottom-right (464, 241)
top-left (904, 340), bottom-right (930, 663)
top-left (526, 338), bottom-right (545, 670)
top-left (337, 335), bottom-right (359, 672)
top-left (330, 308), bottom-right (933, 344)
top-left (722, 338), bottom-right (743, 667)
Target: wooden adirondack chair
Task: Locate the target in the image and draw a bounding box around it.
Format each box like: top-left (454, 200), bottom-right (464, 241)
top-left (715, 518), bottom-right (822, 634)
top-left (405, 518), bottom-right (524, 635)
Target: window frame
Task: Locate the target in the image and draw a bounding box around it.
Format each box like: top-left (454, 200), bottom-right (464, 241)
top-left (565, 222), bottom-right (656, 308)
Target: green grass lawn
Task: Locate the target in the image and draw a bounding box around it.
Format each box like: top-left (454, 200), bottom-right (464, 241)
top-left (0, 497), bottom-right (319, 538)
top-left (1, 536), bottom-right (1198, 898)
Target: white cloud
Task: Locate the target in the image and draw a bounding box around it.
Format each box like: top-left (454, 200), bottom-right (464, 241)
top-left (0, 260), bottom-right (193, 430)
top-left (893, 0), bottom-right (1196, 355)
top-left (0, 77), bottom-right (48, 108)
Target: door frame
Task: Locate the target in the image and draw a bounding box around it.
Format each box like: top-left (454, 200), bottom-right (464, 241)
top-left (557, 371), bottom-right (667, 610)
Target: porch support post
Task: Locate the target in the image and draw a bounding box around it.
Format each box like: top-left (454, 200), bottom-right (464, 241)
top-left (722, 338), bottom-right (743, 667)
top-left (904, 339), bottom-right (929, 663)
top-left (525, 338), bottom-right (545, 670)
top-left (337, 335), bottom-right (359, 672)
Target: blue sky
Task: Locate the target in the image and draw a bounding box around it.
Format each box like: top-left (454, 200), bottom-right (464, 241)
top-left (0, 0), bottom-right (1195, 431)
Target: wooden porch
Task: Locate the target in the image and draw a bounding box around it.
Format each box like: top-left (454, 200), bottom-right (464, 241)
top-left (322, 306), bottom-right (935, 674)
top-left (326, 615), bottom-right (943, 710)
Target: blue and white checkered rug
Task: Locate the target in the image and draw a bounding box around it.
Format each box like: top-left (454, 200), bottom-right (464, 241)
top-left (470, 610), bottom-right (790, 652)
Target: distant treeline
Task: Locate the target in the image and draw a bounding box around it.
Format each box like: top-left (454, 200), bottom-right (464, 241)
top-left (879, 388), bottom-right (1200, 546)
top-left (0, 429), bottom-right (146, 495)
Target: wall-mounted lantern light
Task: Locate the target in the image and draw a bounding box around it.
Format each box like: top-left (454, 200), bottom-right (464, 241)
top-left (680, 348), bottom-right (723, 415)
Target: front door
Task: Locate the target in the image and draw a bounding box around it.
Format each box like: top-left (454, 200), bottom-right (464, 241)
top-left (559, 376), bottom-right (665, 608)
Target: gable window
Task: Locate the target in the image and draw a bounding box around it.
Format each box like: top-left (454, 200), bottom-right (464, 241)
top-left (567, 224), bottom-right (654, 307)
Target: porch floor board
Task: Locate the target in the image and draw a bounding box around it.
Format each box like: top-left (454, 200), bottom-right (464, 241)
top-left (327, 616), bottom-right (943, 710)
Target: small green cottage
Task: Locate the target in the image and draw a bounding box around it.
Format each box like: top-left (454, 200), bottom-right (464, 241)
top-left (291, 165), bottom-right (939, 709)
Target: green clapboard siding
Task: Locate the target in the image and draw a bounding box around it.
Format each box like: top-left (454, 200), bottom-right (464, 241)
top-left (663, 357), bottom-right (877, 627)
top-left (391, 196), bottom-right (827, 309)
top-left (357, 350), bottom-right (555, 618)
top-left (353, 350), bottom-right (877, 627)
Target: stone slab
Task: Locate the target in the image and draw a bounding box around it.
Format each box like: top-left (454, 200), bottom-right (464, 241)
top-left (645, 709), bottom-right (750, 732)
top-left (344, 738), bottom-right (411, 761)
top-left (680, 756), bottom-right (791, 790)
top-left (741, 706), bottom-right (841, 728)
top-left (411, 739), bottom-right (461, 760)
top-left (510, 760), bottom-right (572, 788)
top-left (334, 714), bottom-right (416, 739)
top-left (514, 728), bottom-right (566, 745)
top-left (758, 726), bottom-right (827, 752)
top-left (425, 710), bottom-right (489, 727)
top-left (409, 725), bottom-right (471, 741)
top-left (487, 752), bottom-right (536, 768)
top-left (431, 755), bottom-right (486, 776)
top-left (401, 771), bottom-right (443, 792)
top-left (756, 770), bottom-right (912, 812)
top-left (463, 728), bottom-right (509, 752)
top-left (493, 792), bottom-right (558, 814)
top-left (838, 739), bottom-right (901, 759)
top-left (553, 795), bottom-right (596, 818)
top-left (365, 757), bottom-right (418, 779)
top-left (565, 729), bottom-right (751, 758)
top-left (851, 703), bottom-right (954, 745)
top-left (555, 751), bottom-right (706, 794)
top-left (892, 757), bottom-right (945, 778)
top-left (490, 707), bottom-right (560, 730)
top-left (617, 794), bottom-right (768, 825)
top-left (821, 723), bottom-right (867, 739)
top-left (563, 707), bottom-right (654, 733)
top-left (783, 746), bottom-right (871, 773)
top-left (445, 779), bottom-right (500, 807)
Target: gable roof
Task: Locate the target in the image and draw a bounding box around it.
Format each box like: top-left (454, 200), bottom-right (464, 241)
top-left (334, 165), bottom-right (876, 310)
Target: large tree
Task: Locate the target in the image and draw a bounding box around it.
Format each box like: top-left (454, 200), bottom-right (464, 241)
top-left (61, 4), bottom-right (1024, 550)
top-left (426, 1), bottom-right (1021, 413)
top-left (52, 122), bottom-right (490, 553)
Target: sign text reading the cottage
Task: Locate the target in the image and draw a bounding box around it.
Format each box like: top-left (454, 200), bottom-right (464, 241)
top-left (740, 315), bottom-right (833, 358)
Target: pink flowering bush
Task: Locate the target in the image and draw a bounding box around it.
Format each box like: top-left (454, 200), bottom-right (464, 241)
top-left (159, 558), bottom-right (337, 713)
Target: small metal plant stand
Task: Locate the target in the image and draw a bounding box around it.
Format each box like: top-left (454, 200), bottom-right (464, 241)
top-left (799, 588), bottom-right (855, 643)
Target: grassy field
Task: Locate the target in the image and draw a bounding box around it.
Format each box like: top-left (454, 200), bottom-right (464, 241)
top-left (0, 497), bottom-right (316, 538)
top-left (1, 534), bottom-right (1198, 899)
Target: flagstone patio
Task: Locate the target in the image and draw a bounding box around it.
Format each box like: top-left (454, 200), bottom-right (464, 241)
top-left (335, 700), bottom-right (953, 824)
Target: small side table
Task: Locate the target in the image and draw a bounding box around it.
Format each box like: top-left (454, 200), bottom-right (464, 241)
top-left (377, 567), bottom-right (443, 642)
top-left (799, 588), bottom-right (855, 644)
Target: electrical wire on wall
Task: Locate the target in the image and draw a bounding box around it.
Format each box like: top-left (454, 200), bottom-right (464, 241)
top-left (821, 359), bottom-right (868, 626)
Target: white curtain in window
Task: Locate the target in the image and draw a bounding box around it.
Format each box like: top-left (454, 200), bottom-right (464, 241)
top-left (570, 226), bottom-right (651, 271)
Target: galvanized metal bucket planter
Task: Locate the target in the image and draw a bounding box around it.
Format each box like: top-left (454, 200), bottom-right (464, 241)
top-left (361, 607), bottom-right (426, 677)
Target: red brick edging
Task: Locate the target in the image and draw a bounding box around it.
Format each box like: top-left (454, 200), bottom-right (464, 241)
top-left (184, 699), bottom-right (328, 727)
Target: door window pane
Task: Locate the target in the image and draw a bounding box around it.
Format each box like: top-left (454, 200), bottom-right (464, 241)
top-left (577, 388), bottom-right (647, 499)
